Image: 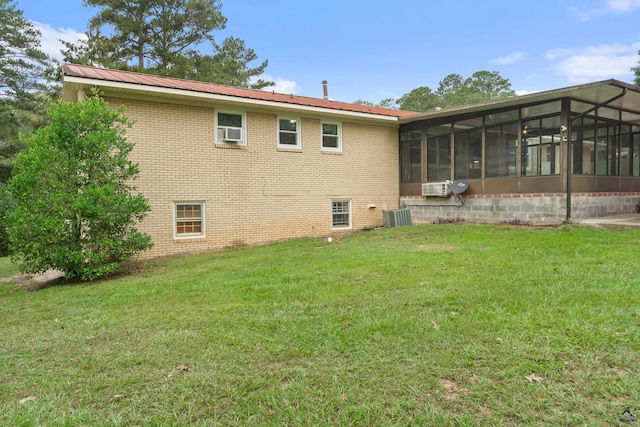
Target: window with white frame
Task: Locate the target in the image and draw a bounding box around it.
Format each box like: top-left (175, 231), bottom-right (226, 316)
top-left (331, 199), bottom-right (351, 229)
top-left (278, 117), bottom-right (301, 148)
top-left (215, 110), bottom-right (246, 145)
top-left (175, 202), bottom-right (204, 237)
top-left (321, 121), bottom-right (342, 151)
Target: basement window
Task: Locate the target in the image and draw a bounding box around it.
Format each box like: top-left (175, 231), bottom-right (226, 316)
top-left (331, 199), bottom-right (351, 229)
top-left (175, 202), bottom-right (204, 237)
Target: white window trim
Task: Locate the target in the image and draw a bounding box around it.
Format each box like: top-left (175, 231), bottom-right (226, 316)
top-left (321, 121), bottom-right (342, 152)
top-left (277, 116), bottom-right (302, 149)
top-left (174, 201), bottom-right (206, 239)
top-left (215, 110), bottom-right (247, 146)
top-left (331, 199), bottom-right (352, 230)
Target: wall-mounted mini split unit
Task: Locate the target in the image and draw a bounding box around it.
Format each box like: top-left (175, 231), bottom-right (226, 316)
top-left (422, 180), bottom-right (452, 197)
top-left (223, 127), bottom-right (243, 142)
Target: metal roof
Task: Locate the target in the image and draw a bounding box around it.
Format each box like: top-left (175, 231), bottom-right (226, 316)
top-left (398, 79), bottom-right (640, 124)
top-left (62, 65), bottom-right (640, 125)
top-left (62, 64), bottom-right (417, 120)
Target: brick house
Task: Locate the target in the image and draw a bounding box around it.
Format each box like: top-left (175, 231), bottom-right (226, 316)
top-left (62, 65), bottom-right (640, 258)
top-left (62, 64), bottom-right (415, 258)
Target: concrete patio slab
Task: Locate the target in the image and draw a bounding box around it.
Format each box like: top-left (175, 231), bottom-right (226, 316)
top-left (578, 213), bottom-right (640, 227)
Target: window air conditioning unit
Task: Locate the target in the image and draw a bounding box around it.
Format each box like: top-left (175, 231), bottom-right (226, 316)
top-left (223, 127), bottom-right (243, 142)
top-left (422, 180), bottom-right (452, 197)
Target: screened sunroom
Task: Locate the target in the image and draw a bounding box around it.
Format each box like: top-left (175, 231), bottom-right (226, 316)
top-left (398, 80), bottom-right (640, 224)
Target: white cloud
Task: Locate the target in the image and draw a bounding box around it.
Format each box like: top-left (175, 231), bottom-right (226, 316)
top-left (570, 0), bottom-right (640, 21)
top-left (606, 0), bottom-right (640, 11)
top-left (32, 21), bottom-right (86, 61)
top-left (545, 42), bottom-right (640, 83)
top-left (259, 75), bottom-right (301, 94)
top-left (491, 52), bottom-right (526, 65)
top-left (569, 6), bottom-right (596, 21)
top-left (544, 48), bottom-right (573, 61)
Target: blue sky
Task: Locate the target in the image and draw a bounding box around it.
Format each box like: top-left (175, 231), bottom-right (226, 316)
top-left (18, 0), bottom-right (640, 103)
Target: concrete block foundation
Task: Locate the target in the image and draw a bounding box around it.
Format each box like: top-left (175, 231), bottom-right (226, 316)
top-left (401, 192), bottom-right (640, 225)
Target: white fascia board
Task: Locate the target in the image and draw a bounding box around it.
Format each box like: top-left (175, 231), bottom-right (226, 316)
top-left (64, 76), bottom-right (400, 123)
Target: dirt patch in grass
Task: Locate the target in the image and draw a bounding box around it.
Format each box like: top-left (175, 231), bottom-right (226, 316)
top-left (7, 259), bottom-right (161, 291)
top-left (440, 379), bottom-right (459, 400)
top-left (417, 244), bottom-right (456, 251)
top-left (0, 273), bottom-right (25, 283)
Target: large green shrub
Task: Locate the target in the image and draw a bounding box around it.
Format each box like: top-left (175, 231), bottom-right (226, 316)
top-left (0, 183), bottom-right (16, 256)
top-left (7, 95), bottom-right (152, 280)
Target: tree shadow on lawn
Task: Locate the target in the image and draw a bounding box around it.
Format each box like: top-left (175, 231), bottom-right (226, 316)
top-left (7, 270), bottom-right (75, 291)
top-left (4, 260), bottom-right (160, 291)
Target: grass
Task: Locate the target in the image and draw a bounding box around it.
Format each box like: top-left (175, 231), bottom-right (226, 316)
top-left (0, 255), bottom-right (20, 279)
top-left (1, 224), bottom-right (639, 426)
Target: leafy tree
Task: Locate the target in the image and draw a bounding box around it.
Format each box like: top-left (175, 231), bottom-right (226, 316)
top-left (438, 71), bottom-right (515, 108)
top-left (184, 37), bottom-right (272, 89)
top-left (0, 0), bottom-right (49, 98)
top-left (377, 98), bottom-right (396, 109)
top-left (0, 182), bottom-right (15, 256)
top-left (84, 0), bottom-right (226, 69)
top-left (0, 0), bottom-right (55, 181)
top-left (62, 0), bottom-right (273, 88)
top-left (464, 70), bottom-right (515, 101)
top-left (632, 52), bottom-right (640, 85)
top-left (7, 95), bottom-right (152, 280)
top-left (436, 73), bottom-right (464, 100)
top-left (396, 71), bottom-right (516, 112)
top-left (0, 94), bottom-right (48, 182)
top-left (58, 30), bottom-right (126, 71)
top-left (353, 99), bottom-right (376, 106)
top-left (353, 97), bottom-right (397, 109)
top-left (396, 86), bottom-right (441, 112)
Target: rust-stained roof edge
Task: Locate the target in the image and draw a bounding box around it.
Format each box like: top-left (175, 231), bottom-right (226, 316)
top-left (62, 64), bottom-right (417, 120)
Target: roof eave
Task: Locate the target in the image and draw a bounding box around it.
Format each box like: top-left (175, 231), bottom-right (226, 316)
top-left (398, 79), bottom-right (640, 124)
top-left (63, 75), bottom-right (404, 123)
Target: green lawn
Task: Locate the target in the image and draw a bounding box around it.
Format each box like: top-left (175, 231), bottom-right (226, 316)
top-left (1, 224), bottom-right (639, 426)
top-left (0, 255), bottom-right (20, 279)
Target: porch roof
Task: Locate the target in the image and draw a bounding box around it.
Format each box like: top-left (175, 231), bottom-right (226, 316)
top-left (399, 79), bottom-right (640, 125)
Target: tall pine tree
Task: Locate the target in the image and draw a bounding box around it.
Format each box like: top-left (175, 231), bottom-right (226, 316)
top-left (62, 0), bottom-right (273, 88)
top-left (0, 0), bottom-right (54, 181)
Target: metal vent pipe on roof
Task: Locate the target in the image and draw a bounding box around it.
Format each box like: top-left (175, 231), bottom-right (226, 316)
top-left (322, 80), bottom-right (328, 100)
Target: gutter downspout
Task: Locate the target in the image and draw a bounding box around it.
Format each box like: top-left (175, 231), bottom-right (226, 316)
top-left (566, 86), bottom-right (627, 221)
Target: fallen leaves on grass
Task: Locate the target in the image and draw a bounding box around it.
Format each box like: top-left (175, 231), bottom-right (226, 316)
top-left (525, 374), bottom-right (544, 383)
top-left (168, 364), bottom-right (192, 379)
top-left (19, 396), bottom-right (36, 404)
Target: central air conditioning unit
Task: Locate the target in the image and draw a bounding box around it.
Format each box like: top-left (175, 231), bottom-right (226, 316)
top-left (422, 180), bottom-right (452, 197)
top-left (223, 127), bottom-right (243, 142)
top-left (383, 208), bottom-right (412, 228)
